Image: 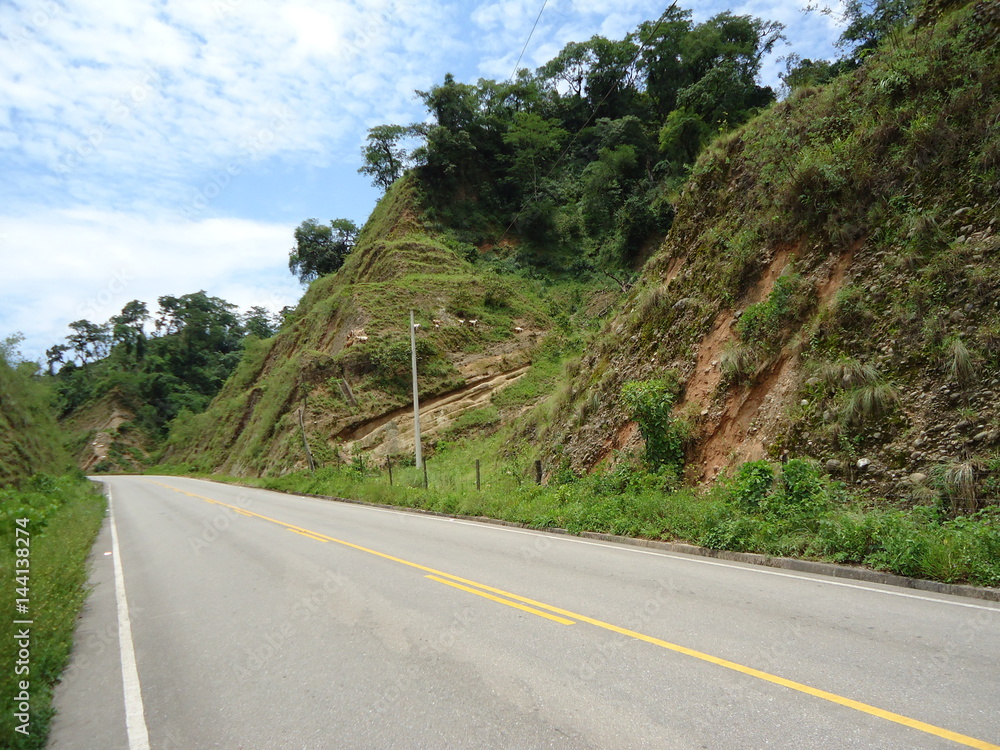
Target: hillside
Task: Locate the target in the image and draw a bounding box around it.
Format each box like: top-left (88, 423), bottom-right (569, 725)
top-left (166, 178), bottom-right (602, 475)
top-left (0, 352), bottom-right (71, 486)
top-left (537, 1), bottom-right (1000, 505)
top-left (165, 1), bottom-right (1000, 504)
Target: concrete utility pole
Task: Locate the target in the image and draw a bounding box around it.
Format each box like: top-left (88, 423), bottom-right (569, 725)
top-left (410, 310), bottom-right (422, 470)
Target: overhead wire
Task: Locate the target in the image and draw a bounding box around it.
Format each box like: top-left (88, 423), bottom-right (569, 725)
top-left (508, 0), bottom-right (550, 84)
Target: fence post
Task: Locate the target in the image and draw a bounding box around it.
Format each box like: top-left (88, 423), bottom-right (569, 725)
top-left (476, 459), bottom-right (481, 491)
top-left (387, 457), bottom-right (393, 486)
top-left (423, 460), bottom-right (428, 490)
top-left (534, 460), bottom-right (542, 485)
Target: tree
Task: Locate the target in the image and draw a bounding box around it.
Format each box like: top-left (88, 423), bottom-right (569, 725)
top-left (45, 344), bottom-right (70, 376)
top-left (537, 41), bottom-right (593, 98)
top-left (807, 0), bottom-right (916, 63)
top-left (583, 35), bottom-right (641, 120)
top-left (634, 7), bottom-right (694, 115)
top-left (658, 107), bottom-right (711, 166)
top-left (288, 218), bottom-right (359, 283)
top-left (673, 13), bottom-right (784, 129)
top-left (501, 112), bottom-right (568, 193)
top-left (154, 296), bottom-right (183, 336)
top-left (778, 54), bottom-right (840, 94)
top-left (359, 124), bottom-right (425, 191)
top-left (837, 0), bottom-right (916, 58)
top-left (0, 332), bottom-right (25, 365)
top-left (243, 306), bottom-right (279, 339)
top-left (66, 320), bottom-right (109, 370)
top-left (110, 300), bottom-right (150, 360)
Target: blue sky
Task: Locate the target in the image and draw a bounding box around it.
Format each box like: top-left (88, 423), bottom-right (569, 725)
top-left (0, 0), bottom-right (844, 362)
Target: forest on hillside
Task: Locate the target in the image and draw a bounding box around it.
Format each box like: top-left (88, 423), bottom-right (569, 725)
top-left (349, 2), bottom-right (888, 275)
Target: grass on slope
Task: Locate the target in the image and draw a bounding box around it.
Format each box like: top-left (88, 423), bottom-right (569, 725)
top-left (0, 358), bottom-right (71, 487)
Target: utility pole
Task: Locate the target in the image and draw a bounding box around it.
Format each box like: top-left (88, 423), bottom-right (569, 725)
top-left (410, 310), bottom-right (422, 472)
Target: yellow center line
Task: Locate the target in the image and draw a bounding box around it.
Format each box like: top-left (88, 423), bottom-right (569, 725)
top-left (426, 575), bottom-right (575, 625)
top-left (288, 528), bottom-right (329, 543)
top-left (142, 479), bottom-right (999, 750)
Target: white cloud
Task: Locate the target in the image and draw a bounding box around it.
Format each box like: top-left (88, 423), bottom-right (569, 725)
top-left (2, 0), bottom-right (458, 210)
top-left (0, 209), bottom-right (301, 360)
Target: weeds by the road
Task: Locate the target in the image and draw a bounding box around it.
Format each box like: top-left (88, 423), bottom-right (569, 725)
top-left (0, 475), bottom-right (106, 749)
top-left (199, 444), bottom-right (1000, 589)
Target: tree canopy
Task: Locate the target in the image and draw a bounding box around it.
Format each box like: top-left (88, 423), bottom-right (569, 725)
top-left (47, 293), bottom-right (281, 434)
top-left (357, 4), bottom-right (785, 273)
top-left (288, 218), bottom-right (359, 283)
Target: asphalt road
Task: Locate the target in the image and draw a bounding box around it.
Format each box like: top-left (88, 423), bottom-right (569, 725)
top-left (47, 475), bottom-right (1000, 749)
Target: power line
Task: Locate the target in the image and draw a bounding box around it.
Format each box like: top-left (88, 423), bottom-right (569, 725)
top-left (508, 0), bottom-right (549, 83)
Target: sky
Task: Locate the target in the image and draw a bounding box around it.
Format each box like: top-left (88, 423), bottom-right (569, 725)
top-left (0, 0), bottom-right (844, 363)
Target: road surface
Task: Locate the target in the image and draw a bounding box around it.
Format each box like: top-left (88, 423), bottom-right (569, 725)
top-left (47, 475), bottom-right (1000, 749)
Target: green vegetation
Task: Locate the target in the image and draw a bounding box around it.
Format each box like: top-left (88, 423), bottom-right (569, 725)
top-left (360, 6), bottom-right (784, 274)
top-left (164, 177), bottom-right (611, 476)
top-left (49, 292), bottom-right (277, 436)
top-left (0, 339), bottom-right (71, 486)
top-left (736, 272), bottom-right (813, 351)
top-left (0, 342), bottom-right (108, 748)
top-left (620, 376), bottom-right (687, 473)
top-left (50, 0), bottom-right (1000, 612)
top-left (203, 446), bottom-right (1000, 587)
top-left (0, 476), bottom-right (106, 749)
top-left (288, 218), bottom-right (359, 283)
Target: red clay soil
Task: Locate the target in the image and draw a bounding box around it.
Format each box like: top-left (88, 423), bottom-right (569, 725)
top-left (686, 241), bottom-right (858, 481)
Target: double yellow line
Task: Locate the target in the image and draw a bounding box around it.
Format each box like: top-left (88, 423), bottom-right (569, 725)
top-left (145, 479), bottom-right (1000, 750)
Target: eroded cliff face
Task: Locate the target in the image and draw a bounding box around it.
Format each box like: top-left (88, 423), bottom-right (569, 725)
top-left (166, 178), bottom-right (557, 476)
top-left (540, 3), bottom-right (1000, 499)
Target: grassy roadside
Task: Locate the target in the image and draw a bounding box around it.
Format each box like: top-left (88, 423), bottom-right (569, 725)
top-left (179, 431), bottom-right (1000, 589)
top-left (0, 475), bottom-right (107, 750)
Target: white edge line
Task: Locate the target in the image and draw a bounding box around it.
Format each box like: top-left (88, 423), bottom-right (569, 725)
top-left (108, 486), bottom-right (151, 750)
top-left (172, 476), bottom-right (1000, 614)
top-left (444, 518), bottom-right (1000, 612)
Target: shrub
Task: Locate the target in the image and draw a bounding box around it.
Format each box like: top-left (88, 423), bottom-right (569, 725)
top-left (815, 358), bottom-right (882, 390)
top-left (720, 342), bottom-right (762, 381)
top-left (620, 376), bottom-right (685, 471)
top-left (768, 459), bottom-right (827, 517)
top-left (840, 382), bottom-right (901, 427)
top-left (731, 460), bottom-right (775, 512)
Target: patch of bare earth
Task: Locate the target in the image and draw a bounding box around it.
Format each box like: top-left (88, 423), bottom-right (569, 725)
top-left (590, 256), bottom-right (687, 467)
top-left (79, 407), bottom-right (134, 471)
top-left (679, 245), bottom-right (798, 481)
top-left (337, 364), bottom-right (530, 461)
top-left (697, 356), bottom-right (798, 480)
top-left (684, 242), bottom-right (857, 481)
top-left (591, 421), bottom-right (641, 468)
